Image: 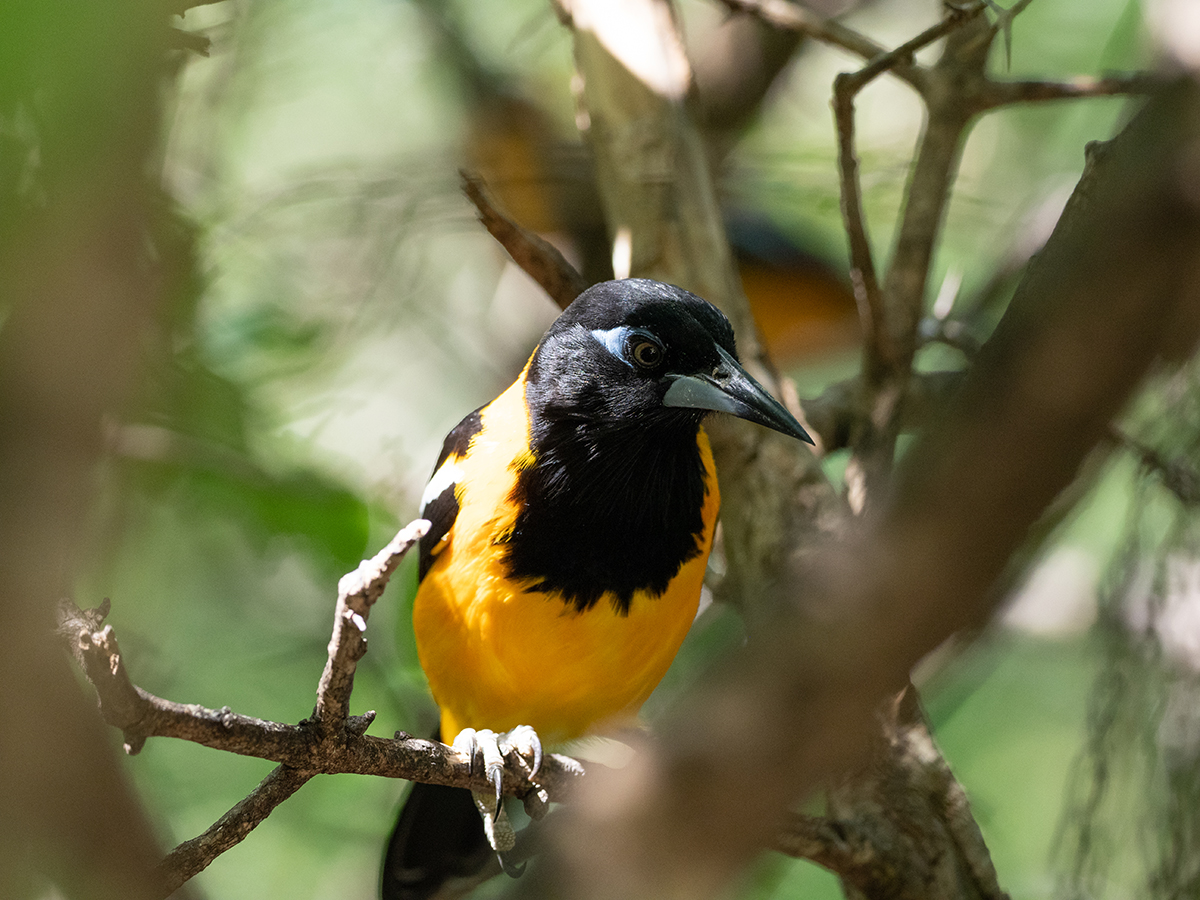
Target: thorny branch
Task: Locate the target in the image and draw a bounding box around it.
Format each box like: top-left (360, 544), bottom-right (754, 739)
top-left (832, 4), bottom-right (988, 511)
top-left (722, 0), bottom-right (1155, 108)
top-left (717, 0), bottom-right (913, 85)
top-left (58, 519), bottom-right (585, 894)
top-left (727, 0), bottom-right (1158, 511)
top-left (833, 3), bottom-right (985, 392)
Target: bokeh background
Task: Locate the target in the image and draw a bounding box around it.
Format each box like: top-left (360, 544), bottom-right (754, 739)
top-left (55, 0), bottom-right (1183, 897)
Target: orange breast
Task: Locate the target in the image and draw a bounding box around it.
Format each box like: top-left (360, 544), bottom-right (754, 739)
top-left (412, 378), bottom-right (719, 744)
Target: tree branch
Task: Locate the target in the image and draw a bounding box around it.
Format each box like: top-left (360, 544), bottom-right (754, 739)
top-left (834, 5), bottom-right (989, 511)
top-left (832, 74), bottom-right (884, 384)
top-left (821, 688), bottom-right (1009, 900)
top-left (772, 691), bottom-right (1007, 900)
top-left (716, 0), bottom-right (922, 89)
top-left (158, 765), bottom-right (313, 896)
top-left (733, 0), bottom-right (1154, 518)
top-left (978, 73), bottom-right (1161, 109)
top-left (832, 4), bottom-right (985, 379)
top-left (460, 170), bottom-right (589, 310)
top-left (59, 520), bottom-right (586, 892)
top-left (314, 519), bottom-right (429, 733)
top-left (1109, 425), bottom-right (1200, 506)
top-left (801, 370), bottom-right (964, 453)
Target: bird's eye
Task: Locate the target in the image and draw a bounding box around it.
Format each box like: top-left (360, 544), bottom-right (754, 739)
top-left (629, 338), bottom-right (663, 369)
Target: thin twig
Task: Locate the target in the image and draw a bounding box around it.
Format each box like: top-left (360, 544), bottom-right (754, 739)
top-left (314, 518), bottom-right (429, 733)
top-left (833, 4), bottom-right (985, 384)
top-left (839, 9), bottom-right (992, 511)
top-left (832, 7), bottom-right (986, 514)
top-left (460, 170), bottom-right (589, 310)
top-left (840, 2), bottom-right (985, 95)
top-left (832, 74), bottom-right (884, 362)
top-left (158, 765), bottom-right (313, 896)
top-left (978, 73), bottom-right (1161, 109)
top-left (717, 0), bottom-right (922, 89)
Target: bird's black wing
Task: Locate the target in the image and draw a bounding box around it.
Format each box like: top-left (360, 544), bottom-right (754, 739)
top-left (417, 407), bottom-right (483, 581)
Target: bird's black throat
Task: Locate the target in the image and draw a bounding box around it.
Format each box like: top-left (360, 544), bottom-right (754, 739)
top-left (501, 402), bottom-right (710, 615)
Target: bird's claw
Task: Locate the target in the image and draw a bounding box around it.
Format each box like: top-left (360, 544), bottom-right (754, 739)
top-left (452, 725), bottom-right (544, 818)
top-left (501, 724), bottom-right (543, 781)
top-left (452, 724), bottom-right (544, 860)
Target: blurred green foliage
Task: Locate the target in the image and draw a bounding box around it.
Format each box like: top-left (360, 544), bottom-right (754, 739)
top-left (49, 0), bottom-right (1188, 897)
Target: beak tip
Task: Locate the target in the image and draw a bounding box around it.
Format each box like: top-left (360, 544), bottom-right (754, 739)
top-left (767, 416), bottom-right (815, 446)
top-left (663, 354), bottom-right (816, 448)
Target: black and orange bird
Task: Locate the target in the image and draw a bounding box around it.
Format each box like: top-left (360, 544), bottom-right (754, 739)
top-left (382, 278), bottom-right (813, 900)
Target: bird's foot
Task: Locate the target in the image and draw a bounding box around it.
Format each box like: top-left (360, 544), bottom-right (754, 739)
top-left (452, 725), bottom-right (543, 863)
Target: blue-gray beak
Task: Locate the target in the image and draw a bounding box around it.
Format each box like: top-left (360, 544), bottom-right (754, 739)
top-left (663, 345), bottom-right (813, 444)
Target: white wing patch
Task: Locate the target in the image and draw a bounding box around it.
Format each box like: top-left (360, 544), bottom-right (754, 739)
top-left (420, 459), bottom-right (464, 515)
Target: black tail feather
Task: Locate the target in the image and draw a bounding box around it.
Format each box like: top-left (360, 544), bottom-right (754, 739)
top-left (381, 780), bottom-right (490, 900)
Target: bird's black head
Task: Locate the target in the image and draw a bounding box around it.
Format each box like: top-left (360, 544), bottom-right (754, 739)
top-left (510, 279), bottom-right (810, 613)
top-left (525, 278), bottom-right (813, 444)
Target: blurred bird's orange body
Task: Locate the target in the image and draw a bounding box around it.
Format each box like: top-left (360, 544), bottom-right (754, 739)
top-left (413, 374), bottom-right (719, 744)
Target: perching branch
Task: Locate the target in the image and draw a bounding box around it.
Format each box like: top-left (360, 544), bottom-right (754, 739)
top-left (59, 519), bottom-right (585, 893)
top-left (57, 520), bottom-right (959, 898)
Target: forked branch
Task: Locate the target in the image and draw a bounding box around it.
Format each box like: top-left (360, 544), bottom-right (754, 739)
top-left (59, 519), bottom-right (585, 895)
